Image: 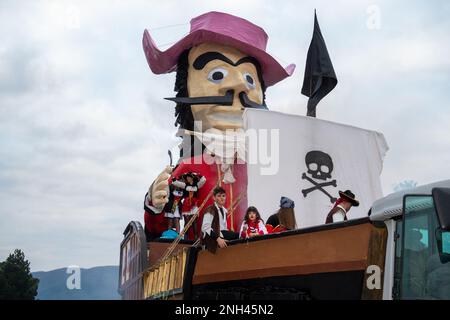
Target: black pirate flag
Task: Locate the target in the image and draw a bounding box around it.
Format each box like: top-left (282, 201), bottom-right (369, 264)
top-left (301, 10), bottom-right (337, 118)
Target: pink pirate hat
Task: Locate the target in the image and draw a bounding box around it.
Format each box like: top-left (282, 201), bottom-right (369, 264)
top-left (142, 11), bottom-right (295, 87)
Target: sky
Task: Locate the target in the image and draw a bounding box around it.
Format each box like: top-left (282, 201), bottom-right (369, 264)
top-left (0, 0), bottom-right (449, 271)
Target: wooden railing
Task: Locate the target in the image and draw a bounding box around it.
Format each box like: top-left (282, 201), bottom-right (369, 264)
top-left (143, 247), bottom-right (188, 299)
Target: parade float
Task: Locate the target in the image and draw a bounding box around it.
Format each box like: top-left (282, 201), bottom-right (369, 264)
top-left (118, 12), bottom-right (450, 300)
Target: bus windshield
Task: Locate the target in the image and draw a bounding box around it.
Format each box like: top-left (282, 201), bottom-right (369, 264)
top-left (398, 195), bottom-right (450, 299)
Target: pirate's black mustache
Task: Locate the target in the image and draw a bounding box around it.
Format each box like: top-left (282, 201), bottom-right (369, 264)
top-left (238, 92), bottom-right (267, 109)
top-left (165, 90), bottom-right (267, 109)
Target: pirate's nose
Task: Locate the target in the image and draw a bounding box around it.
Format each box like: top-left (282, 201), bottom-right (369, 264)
top-left (219, 77), bottom-right (249, 97)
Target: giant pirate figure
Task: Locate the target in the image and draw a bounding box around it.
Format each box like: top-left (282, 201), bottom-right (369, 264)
top-left (142, 12), bottom-right (295, 240)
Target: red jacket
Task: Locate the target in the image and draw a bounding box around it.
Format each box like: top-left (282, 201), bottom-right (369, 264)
top-left (144, 208), bottom-right (168, 236)
top-left (239, 219), bottom-right (268, 238)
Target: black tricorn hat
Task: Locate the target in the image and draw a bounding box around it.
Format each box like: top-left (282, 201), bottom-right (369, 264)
top-left (181, 172), bottom-right (197, 180)
top-left (338, 190), bottom-right (359, 207)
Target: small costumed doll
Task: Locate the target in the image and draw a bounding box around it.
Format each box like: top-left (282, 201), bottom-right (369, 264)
top-left (178, 172), bottom-right (206, 240)
top-left (163, 178), bottom-right (185, 234)
top-left (239, 206), bottom-right (267, 239)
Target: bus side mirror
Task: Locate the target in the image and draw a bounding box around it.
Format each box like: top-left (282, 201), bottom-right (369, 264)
top-left (432, 187), bottom-right (450, 231)
top-left (435, 228), bottom-right (450, 263)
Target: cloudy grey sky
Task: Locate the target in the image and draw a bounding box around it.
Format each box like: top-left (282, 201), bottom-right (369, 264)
top-left (1, 0), bottom-right (449, 271)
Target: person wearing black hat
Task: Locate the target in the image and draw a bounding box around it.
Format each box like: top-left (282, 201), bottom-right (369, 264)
top-left (325, 190), bottom-right (359, 224)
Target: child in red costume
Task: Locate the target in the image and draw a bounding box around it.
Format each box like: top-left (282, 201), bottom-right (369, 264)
top-left (239, 206), bottom-right (267, 239)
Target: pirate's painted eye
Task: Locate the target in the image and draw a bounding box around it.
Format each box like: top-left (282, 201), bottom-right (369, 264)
top-left (243, 72), bottom-right (256, 89)
top-left (207, 68), bottom-right (228, 84)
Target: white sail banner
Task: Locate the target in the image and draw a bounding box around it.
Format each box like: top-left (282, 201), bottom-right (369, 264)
top-left (243, 109), bottom-right (389, 228)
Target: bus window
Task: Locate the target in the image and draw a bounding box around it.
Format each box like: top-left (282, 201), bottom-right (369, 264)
top-left (444, 232), bottom-right (450, 254)
top-left (398, 195), bottom-right (450, 299)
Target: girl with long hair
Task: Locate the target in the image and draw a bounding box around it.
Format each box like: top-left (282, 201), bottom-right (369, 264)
top-left (239, 206), bottom-right (268, 239)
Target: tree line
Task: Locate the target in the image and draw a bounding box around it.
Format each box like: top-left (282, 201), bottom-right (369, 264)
top-left (0, 249), bottom-right (39, 300)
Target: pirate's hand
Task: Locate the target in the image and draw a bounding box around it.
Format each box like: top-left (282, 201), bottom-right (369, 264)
top-left (217, 237), bottom-right (227, 248)
top-left (150, 166), bottom-right (173, 209)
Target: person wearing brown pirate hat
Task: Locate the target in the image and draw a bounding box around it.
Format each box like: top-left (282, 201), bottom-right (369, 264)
top-left (325, 190), bottom-right (359, 224)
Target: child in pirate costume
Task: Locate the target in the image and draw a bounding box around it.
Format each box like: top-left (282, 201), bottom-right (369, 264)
top-left (239, 206), bottom-right (267, 239)
top-left (325, 190), bottom-right (359, 224)
top-left (201, 187), bottom-right (239, 253)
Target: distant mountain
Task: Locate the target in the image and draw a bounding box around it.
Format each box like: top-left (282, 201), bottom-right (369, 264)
top-left (33, 266), bottom-right (121, 300)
